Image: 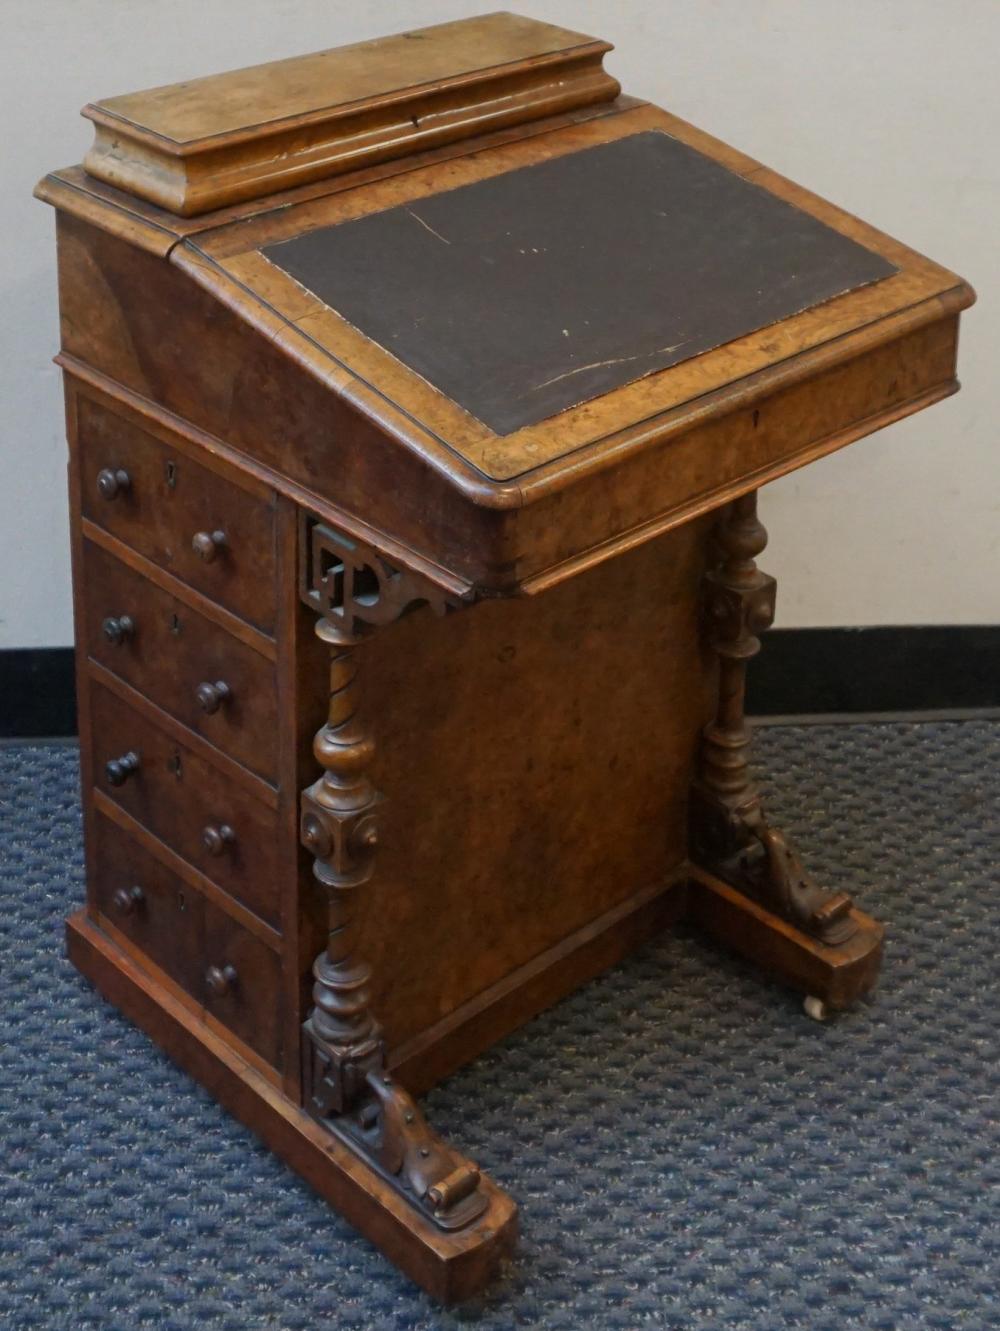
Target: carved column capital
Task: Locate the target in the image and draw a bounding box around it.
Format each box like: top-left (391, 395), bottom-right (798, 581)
top-left (301, 516), bottom-right (455, 638)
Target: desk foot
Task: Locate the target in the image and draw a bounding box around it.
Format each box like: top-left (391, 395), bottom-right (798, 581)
top-left (690, 785), bottom-right (858, 946)
top-left (686, 866), bottom-right (884, 1011)
top-left (301, 1021), bottom-right (489, 1233)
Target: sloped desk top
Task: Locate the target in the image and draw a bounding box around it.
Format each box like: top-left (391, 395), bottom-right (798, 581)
top-left (258, 130), bottom-right (896, 439)
top-left (38, 66), bottom-right (973, 592)
top-left (174, 100), bottom-right (969, 488)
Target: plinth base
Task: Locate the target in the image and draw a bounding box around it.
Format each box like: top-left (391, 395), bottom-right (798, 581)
top-left (66, 909), bottom-right (518, 1304)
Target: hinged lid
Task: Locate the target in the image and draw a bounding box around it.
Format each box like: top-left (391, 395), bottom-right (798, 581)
top-left (80, 12), bottom-right (619, 217)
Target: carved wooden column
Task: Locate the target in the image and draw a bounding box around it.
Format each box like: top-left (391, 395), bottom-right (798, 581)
top-left (298, 518), bottom-right (487, 1230)
top-left (690, 491), bottom-right (857, 945)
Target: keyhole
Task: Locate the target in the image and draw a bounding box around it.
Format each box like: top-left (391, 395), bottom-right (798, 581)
top-left (169, 613), bottom-right (182, 636)
top-left (165, 460), bottom-right (178, 488)
top-left (167, 753), bottom-right (183, 780)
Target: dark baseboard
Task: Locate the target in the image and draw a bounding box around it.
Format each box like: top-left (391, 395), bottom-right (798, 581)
top-left (745, 626), bottom-right (1000, 717)
top-left (1, 648), bottom-right (77, 739)
top-left (1, 627), bottom-right (998, 739)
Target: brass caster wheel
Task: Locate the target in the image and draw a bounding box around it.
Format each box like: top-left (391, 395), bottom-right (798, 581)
top-left (803, 995), bottom-right (830, 1022)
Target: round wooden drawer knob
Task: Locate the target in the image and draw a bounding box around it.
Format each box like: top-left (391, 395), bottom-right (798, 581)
top-left (112, 885), bottom-right (145, 916)
top-left (191, 529), bottom-right (227, 563)
top-left (105, 750), bottom-right (140, 786)
top-left (97, 467), bottom-right (131, 500)
top-left (202, 823), bottom-right (236, 856)
top-left (195, 680), bottom-right (231, 714)
top-left (102, 614), bottom-right (135, 645)
top-left (205, 963), bottom-right (238, 997)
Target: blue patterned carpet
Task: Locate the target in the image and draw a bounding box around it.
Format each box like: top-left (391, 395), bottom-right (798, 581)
top-left (1, 722), bottom-right (998, 1330)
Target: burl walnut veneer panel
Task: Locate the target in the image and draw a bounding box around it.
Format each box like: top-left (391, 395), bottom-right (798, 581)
top-left (358, 518), bottom-right (716, 1054)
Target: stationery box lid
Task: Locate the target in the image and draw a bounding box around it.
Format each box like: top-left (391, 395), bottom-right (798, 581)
top-left (79, 12), bottom-right (620, 216)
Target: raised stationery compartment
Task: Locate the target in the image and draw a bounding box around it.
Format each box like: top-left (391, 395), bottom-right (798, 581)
top-left (80, 14), bottom-right (619, 215)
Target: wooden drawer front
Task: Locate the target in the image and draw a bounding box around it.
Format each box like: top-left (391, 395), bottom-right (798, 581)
top-left (203, 895), bottom-right (282, 1066)
top-left (93, 813), bottom-right (282, 1067)
top-left (94, 810), bottom-right (204, 999)
top-left (78, 397), bottom-right (276, 633)
top-left (91, 681), bottom-right (281, 930)
top-left (82, 539), bottom-right (278, 783)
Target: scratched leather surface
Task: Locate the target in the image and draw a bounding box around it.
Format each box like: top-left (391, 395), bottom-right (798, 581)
top-left (262, 131), bottom-right (897, 435)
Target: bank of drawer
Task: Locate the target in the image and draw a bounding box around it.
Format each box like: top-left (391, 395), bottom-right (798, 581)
top-left (77, 397), bottom-right (276, 634)
top-left (91, 680), bottom-right (281, 931)
top-left (202, 893), bottom-right (283, 1068)
top-left (82, 539), bottom-right (278, 784)
top-left (94, 809), bottom-right (203, 999)
top-left (93, 813), bottom-right (282, 1067)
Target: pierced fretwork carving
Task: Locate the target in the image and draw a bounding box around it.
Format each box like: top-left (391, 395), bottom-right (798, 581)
top-left (299, 523), bottom-right (486, 1231)
top-left (690, 492), bottom-right (857, 945)
top-left (301, 518), bottom-right (453, 638)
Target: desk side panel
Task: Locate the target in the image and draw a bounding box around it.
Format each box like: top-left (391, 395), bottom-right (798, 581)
top-left (356, 517), bottom-right (717, 1057)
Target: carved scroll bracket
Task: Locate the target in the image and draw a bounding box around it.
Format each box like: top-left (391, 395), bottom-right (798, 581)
top-left (299, 516), bottom-right (486, 1231)
top-left (691, 492), bottom-right (858, 946)
top-left (300, 516), bottom-right (455, 639)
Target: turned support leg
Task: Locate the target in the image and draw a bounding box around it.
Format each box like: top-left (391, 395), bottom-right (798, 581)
top-left (690, 491), bottom-right (858, 947)
top-left (298, 520), bottom-right (490, 1232)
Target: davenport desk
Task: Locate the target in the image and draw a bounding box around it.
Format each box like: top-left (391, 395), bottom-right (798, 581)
top-left (37, 13), bottom-right (974, 1301)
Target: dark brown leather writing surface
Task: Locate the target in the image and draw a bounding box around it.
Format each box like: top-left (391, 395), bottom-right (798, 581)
top-left (262, 130), bottom-right (897, 435)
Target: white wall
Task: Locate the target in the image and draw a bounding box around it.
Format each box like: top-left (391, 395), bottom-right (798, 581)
top-left (3, 0), bottom-right (997, 647)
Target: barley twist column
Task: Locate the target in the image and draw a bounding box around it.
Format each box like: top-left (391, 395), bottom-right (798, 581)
top-left (300, 619), bottom-right (381, 1081)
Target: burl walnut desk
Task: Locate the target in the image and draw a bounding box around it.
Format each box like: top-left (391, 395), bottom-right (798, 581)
top-left (37, 13), bottom-right (974, 1301)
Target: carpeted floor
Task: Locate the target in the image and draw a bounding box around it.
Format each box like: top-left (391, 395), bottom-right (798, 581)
top-left (1, 721), bottom-right (998, 1331)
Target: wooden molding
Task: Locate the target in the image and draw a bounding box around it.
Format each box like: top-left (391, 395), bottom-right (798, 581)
top-left (80, 14), bottom-right (619, 216)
